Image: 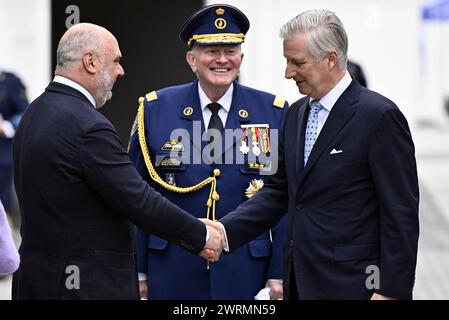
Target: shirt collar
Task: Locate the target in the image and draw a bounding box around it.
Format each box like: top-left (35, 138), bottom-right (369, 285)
top-left (198, 82), bottom-right (233, 113)
top-left (309, 71), bottom-right (352, 112)
top-left (53, 75), bottom-right (97, 108)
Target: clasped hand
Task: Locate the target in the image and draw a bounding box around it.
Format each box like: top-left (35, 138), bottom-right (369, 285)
top-left (199, 218), bottom-right (225, 262)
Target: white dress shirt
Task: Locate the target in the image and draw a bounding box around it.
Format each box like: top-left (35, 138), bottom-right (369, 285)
top-left (198, 83), bottom-right (233, 128)
top-left (310, 71), bottom-right (353, 136)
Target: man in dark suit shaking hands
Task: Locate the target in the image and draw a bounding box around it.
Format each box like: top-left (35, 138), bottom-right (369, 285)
top-left (12, 23), bottom-right (223, 299)
top-left (214, 10), bottom-right (419, 300)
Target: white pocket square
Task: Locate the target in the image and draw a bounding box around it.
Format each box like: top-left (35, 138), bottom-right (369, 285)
top-left (330, 148), bottom-right (343, 155)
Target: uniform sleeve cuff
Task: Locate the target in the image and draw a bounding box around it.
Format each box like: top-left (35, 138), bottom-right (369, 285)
top-left (217, 222), bottom-right (229, 252)
top-left (138, 273), bottom-right (147, 281)
top-left (1, 121), bottom-right (15, 138)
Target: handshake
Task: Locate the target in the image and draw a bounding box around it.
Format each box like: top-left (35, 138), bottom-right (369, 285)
top-left (200, 219), bottom-right (227, 262)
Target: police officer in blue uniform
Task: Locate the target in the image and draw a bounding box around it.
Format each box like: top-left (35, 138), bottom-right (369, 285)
top-left (129, 4), bottom-right (288, 300)
top-left (0, 70), bottom-right (28, 215)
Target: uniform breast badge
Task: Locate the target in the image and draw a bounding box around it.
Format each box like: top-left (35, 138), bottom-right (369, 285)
top-left (250, 127), bottom-right (261, 156)
top-left (260, 127), bottom-right (271, 154)
top-left (245, 179), bottom-right (264, 198)
top-left (239, 127), bottom-right (250, 154)
top-left (165, 173), bottom-right (176, 186)
top-left (159, 157), bottom-right (182, 167)
top-left (161, 139), bottom-right (184, 152)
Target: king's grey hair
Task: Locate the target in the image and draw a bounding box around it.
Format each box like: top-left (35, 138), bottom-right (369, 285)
top-left (279, 10), bottom-right (348, 67)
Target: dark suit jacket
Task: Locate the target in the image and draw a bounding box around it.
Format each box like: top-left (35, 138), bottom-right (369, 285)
top-left (221, 80), bottom-right (419, 300)
top-left (12, 82), bottom-right (206, 299)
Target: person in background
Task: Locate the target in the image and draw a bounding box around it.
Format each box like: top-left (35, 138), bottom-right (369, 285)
top-left (347, 60), bottom-right (368, 88)
top-left (0, 69), bottom-right (28, 219)
top-left (0, 199), bottom-right (19, 276)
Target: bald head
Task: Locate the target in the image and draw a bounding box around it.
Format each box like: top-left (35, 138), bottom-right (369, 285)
top-left (56, 23), bottom-right (114, 70)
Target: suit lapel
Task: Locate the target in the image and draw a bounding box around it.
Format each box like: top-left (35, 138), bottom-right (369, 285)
top-left (297, 81), bottom-right (361, 186)
top-left (295, 100), bottom-right (309, 176)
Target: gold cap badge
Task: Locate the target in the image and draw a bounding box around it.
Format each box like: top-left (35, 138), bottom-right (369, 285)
top-left (214, 18), bottom-right (227, 30)
top-left (216, 8), bottom-right (225, 15)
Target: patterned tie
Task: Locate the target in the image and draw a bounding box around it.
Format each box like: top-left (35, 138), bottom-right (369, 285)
top-left (304, 100), bottom-right (323, 166)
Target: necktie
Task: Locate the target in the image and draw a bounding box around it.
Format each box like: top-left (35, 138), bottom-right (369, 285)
top-left (304, 100), bottom-right (323, 166)
top-left (207, 103), bottom-right (224, 133)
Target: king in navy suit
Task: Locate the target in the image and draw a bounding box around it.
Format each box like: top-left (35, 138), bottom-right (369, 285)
top-left (128, 4), bottom-right (288, 300)
top-left (219, 10), bottom-right (419, 300)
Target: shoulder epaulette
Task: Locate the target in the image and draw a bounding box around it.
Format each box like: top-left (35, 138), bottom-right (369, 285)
top-left (273, 96), bottom-right (285, 109)
top-left (145, 91), bottom-right (158, 102)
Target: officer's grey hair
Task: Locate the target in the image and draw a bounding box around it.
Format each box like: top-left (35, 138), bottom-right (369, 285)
top-left (56, 28), bottom-right (99, 69)
top-left (279, 10), bottom-right (348, 67)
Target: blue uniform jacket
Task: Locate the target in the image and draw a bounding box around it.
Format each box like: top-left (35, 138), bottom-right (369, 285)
top-left (129, 80), bottom-right (289, 299)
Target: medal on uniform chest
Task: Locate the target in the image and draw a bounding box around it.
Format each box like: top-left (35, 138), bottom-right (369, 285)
top-left (245, 179), bottom-right (264, 198)
top-left (165, 173), bottom-right (176, 186)
top-left (239, 128), bottom-right (250, 154)
top-left (251, 127), bottom-right (261, 156)
top-left (240, 124), bottom-right (272, 158)
top-left (260, 127), bottom-right (271, 154)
